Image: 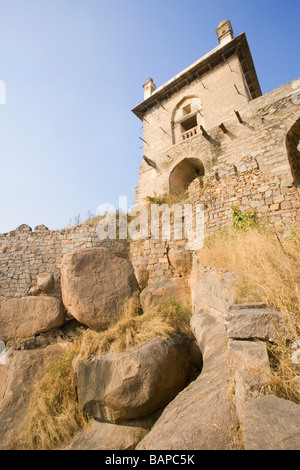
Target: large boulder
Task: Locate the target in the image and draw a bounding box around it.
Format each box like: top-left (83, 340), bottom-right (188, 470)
top-left (73, 335), bottom-right (191, 423)
top-left (66, 413), bottom-right (160, 450)
top-left (168, 249), bottom-right (192, 277)
top-left (0, 296), bottom-right (65, 342)
top-left (140, 278), bottom-right (191, 314)
top-left (0, 344), bottom-right (65, 450)
top-left (137, 312), bottom-right (239, 450)
top-left (61, 247), bottom-right (138, 330)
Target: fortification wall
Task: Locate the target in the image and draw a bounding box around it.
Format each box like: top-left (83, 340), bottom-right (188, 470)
top-left (0, 224), bottom-right (128, 298)
top-left (189, 162), bottom-right (300, 236)
top-left (0, 222), bottom-right (191, 298)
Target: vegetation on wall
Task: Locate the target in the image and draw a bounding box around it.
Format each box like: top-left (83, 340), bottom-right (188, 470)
top-left (230, 205), bottom-right (258, 230)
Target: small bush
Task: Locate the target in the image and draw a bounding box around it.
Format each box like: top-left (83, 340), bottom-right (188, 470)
top-left (230, 205), bottom-right (258, 230)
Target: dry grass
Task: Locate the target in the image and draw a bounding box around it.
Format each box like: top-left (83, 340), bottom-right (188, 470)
top-left (77, 292), bottom-right (192, 360)
top-left (26, 343), bottom-right (87, 450)
top-left (198, 225), bottom-right (300, 318)
top-left (145, 189), bottom-right (191, 206)
top-left (198, 224), bottom-right (300, 403)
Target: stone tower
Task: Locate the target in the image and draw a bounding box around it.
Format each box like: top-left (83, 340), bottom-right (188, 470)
top-left (132, 20), bottom-right (300, 204)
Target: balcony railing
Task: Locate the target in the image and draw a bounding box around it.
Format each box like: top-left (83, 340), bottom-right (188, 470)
top-left (182, 126), bottom-right (198, 141)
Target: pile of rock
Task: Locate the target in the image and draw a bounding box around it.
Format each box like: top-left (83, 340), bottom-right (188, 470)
top-left (1, 245), bottom-right (299, 450)
top-left (137, 305), bottom-right (300, 450)
top-left (0, 246), bottom-right (199, 450)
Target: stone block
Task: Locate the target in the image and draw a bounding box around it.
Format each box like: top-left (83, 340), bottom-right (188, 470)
top-left (243, 395), bottom-right (300, 450)
top-left (225, 306), bottom-right (292, 342)
top-left (228, 340), bottom-right (271, 421)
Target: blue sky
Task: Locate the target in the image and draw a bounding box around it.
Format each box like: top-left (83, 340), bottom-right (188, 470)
top-left (0, 0), bottom-right (299, 233)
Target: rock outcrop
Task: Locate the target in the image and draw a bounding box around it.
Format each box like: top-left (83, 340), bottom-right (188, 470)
top-left (168, 249), bottom-right (192, 277)
top-left (36, 272), bottom-right (54, 294)
top-left (0, 296), bottom-right (65, 342)
top-left (137, 311), bottom-right (240, 450)
top-left (0, 343), bottom-right (66, 449)
top-left (61, 247), bottom-right (138, 330)
top-left (225, 304), bottom-right (293, 342)
top-left (66, 413), bottom-right (160, 450)
top-left (73, 335), bottom-right (191, 423)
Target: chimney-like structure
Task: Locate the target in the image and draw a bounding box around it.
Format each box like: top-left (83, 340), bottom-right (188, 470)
top-left (216, 20), bottom-right (234, 45)
top-left (143, 78), bottom-right (156, 100)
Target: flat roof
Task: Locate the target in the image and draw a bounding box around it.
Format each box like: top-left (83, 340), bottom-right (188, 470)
top-left (132, 32), bottom-right (262, 120)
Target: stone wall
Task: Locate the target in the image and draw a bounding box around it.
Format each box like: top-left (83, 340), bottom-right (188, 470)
top-left (1, 159), bottom-right (299, 299)
top-left (188, 160), bottom-right (300, 236)
top-left (0, 223), bottom-right (128, 298)
top-left (0, 221), bottom-right (193, 298)
top-left (129, 238), bottom-right (190, 287)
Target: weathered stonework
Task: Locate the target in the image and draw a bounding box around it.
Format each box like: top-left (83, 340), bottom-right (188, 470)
top-left (0, 224), bottom-right (128, 298)
top-left (188, 163), bottom-right (300, 236)
top-left (0, 222), bottom-right (193, 297)
top-left (132, 23), bottom-right (300, 210)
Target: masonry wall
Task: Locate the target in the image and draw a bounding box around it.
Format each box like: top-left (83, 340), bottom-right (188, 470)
top-left (189, 256), bottom-right (234, 322)
top-left (189, 162), bottom-right (300, 237)
top-left (0, 221), bottom-right (192, 298)
top-left (0, 224), bottom-right (128, 298)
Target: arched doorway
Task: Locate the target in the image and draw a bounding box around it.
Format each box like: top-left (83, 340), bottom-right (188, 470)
top-left (286, 118), bottom-right (300, 186)
top-left (169, 158), bottom-right (205, 193)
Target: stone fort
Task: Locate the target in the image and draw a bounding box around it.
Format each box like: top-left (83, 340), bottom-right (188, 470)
top-left (132, 20), bottom-right (300, 213)
top-left (0, 20), bottom-right (300, 298)
top-left (1, 21), bottom-right (300, 452)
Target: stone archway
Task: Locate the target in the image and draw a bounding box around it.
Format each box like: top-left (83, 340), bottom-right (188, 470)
top-left (169, 158), bottom-right (205, 194)
top-left (286, 118), bottom-right (300, 186)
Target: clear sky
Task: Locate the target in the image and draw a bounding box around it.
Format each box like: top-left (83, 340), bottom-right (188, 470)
top-left (0, 0), bottom-right (299, 233)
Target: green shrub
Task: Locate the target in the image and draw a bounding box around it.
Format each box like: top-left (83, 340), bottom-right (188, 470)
top-left (230, 205), bottom-right (258, 229)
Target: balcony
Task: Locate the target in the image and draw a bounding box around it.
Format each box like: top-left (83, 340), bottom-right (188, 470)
top-left (182, 126), bottom-right (198, 141)
top-left (179, 111), bottom-right (198, 141)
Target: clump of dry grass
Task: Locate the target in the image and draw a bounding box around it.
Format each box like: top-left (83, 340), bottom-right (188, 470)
top-left (198, 224), bottom-right (300, 403)
top-left (199, 225), bottom-right (300, 318)
top-left (26, 343), bottom-right (87, 450)
top-left (264, 340), bottom-right (300, 404)
top-left (78, 292), bottom-right (192, 360)
top-left (145, 189), bottom-right (191, 206)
